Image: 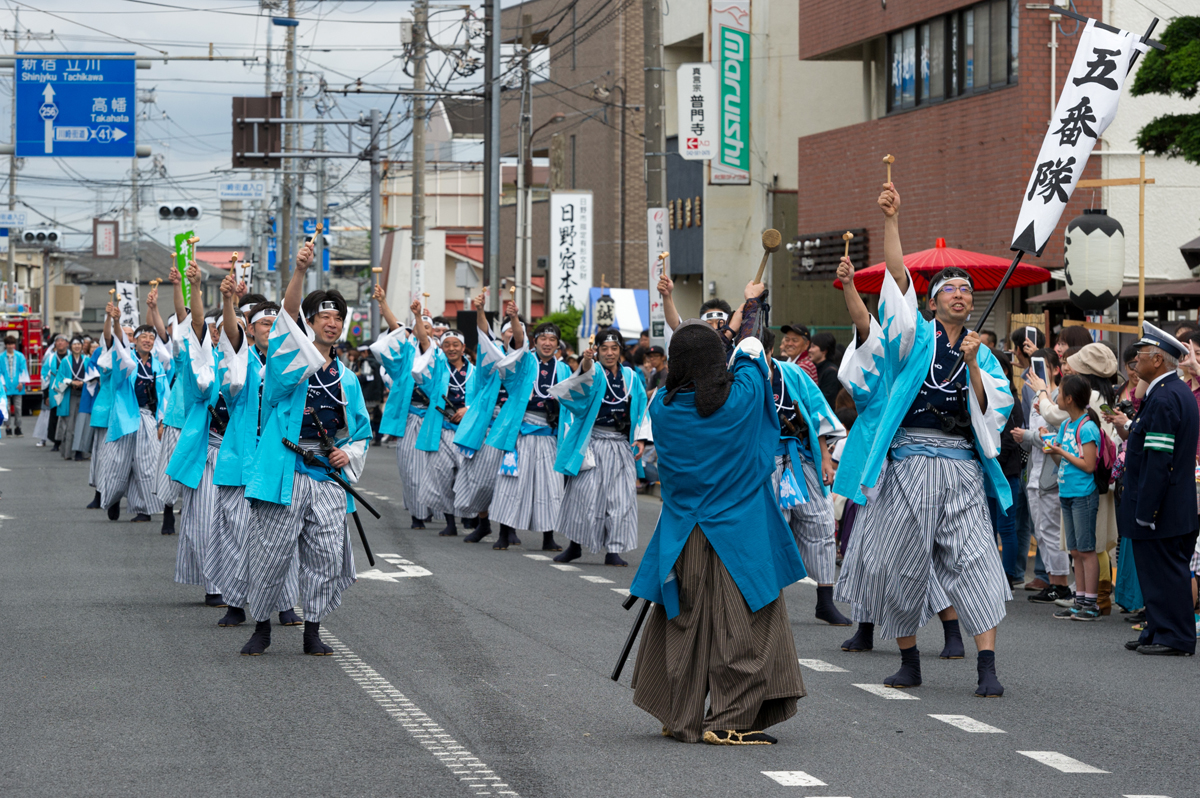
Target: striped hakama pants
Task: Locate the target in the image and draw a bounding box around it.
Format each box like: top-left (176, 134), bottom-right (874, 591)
top-left (834, 428), bottom-right (1011, 640)
top-left (98, 408), bottom-right (160, 516)
top-left (419, 426), bottom-right (463, 515)
top-left (631, 526), bottom-right (805, 744)
top-left (490, 413), bottom-right (563, 533)
top-left (88, 427), bottom-right (107, 488)
top-left (72, 411), bottom-right (94, 455)
top-left (772, 453), bottom-right (838, 585)
top-left (209, 483), bottom-right (300, 610)
top-left (397, 411), bottom-right (429, 519)
top-left (245, 471), bottom-right (355, 623)
top-left (155, 425), bottom-right (183, 507)
top-left (557, 427), bottom-right (638, 554)
top-left (55, 389), bottom-right (82, 458)
top-left (175, 438), bottom-right (221, 593)
top-left (454, 444), bottom-right (505, 517)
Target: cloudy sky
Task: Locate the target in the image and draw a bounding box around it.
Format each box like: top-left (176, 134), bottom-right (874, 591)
top-left (5, 0), bottom-right (493, 252)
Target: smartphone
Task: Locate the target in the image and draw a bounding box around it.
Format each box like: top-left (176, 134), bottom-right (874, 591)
top-left (1100, 403), bottom-right (1114, 414)
top-left (1030, 356), bottom-right (1047, 384)
top-left (1025, 326), bottom-right (1038, 346)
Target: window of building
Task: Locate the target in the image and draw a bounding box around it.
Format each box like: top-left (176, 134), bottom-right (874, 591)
top-left (887, 0), bottom-right (1017, 114)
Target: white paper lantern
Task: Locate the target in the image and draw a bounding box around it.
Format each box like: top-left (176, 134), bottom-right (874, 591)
top-left (1064, 209), bottom-right (1125, 312)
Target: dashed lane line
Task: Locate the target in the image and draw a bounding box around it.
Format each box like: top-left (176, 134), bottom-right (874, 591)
top-left (580, 575), bottom-right (614, 584)
top-left (549, 563), bottom-right (580, 572)
top-left (797, 659), bottom-right (848, 673)
top-left (611, 588), bottom-right (630, 597)
top-left (1017, 751), bottom-right (1109, 773)
top-left (318, 625), bottom-right (521, 797)
top-left (852, 684), bottom-right (920, 700)
top-left (761, 771), bottom-right (827, 787)
top-left (928, 715), bottom-right (1005, 733)
top-left (523, 554), bottom-right (552, 561)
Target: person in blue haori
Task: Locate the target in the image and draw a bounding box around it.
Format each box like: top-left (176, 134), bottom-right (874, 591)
top-left (153, 311), bottom-right (188, 536)
top-left (37, 334), bottom-right (69, 448)
top-left (629, 321), bottom-right (806, 745)
top-left (86, 312), bottom-right (122, 509)
top-left (454, 293), bottom-right (531, 549)
top-left (240, 239), bottom-right (371, 657)
top-left (1108, 322), bottom-right (1200, 656)
top-left (549, 327), bottom-right (648, 567)
top-left (767, 326), bottom-right (851, 626)
top-left (72, 339), bottom-right (100, 461)
top-left (52, 336), bottom-right (88, 460)
top-left (97, 298), bottom-right (169, 524)
top-left (209, 276), bottom-right (302, 629)
top-left (368, 288), bottom-right (430, 528)
top-left (2, 335), bottom-right (29, 437)
top-left (834, 182), bottom-right (1013, 697)
top-left (482, 317), bottom-right (574, 553)
top-left (165, 264), bottom-right (231, 607)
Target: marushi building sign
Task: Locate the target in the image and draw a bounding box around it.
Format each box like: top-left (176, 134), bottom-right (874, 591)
top-left (711, 1), bottom-right (750, 185)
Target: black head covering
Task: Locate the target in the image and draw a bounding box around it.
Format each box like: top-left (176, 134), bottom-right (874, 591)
top-left (664, 320), bottom-right (732, 418)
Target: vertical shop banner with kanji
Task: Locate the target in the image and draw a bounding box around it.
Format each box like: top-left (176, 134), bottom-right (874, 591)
top-left (115, 281), bottom-right (139, 329)
top-left (647, 208), bottom-right (668, 346)
top-left (1011, 19), bottom-right (1144, 256)
top-left (234, 259), bottom-right (252, 287)
top-left (174, 231), bottom-right (195, 305)
top-left (549, 191), bottom-right (593, 313)
top-left (711, 0), bottom-right (750, 185)
top-left (677, 63), bottom-right (716, 161)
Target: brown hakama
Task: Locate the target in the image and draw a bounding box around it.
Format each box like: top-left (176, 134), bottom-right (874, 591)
top-left (630, 526), bottom-right (806, 743)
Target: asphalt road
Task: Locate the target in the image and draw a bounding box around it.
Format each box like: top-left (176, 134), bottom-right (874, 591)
top-left (1, 438), bottom-right (1198, 798)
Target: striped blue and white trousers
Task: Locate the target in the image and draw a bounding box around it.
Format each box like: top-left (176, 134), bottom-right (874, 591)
top-left (98, 409), bottom-right (160, 517)
top-left (419, 427), bottom-right (463, 515)
top-left (209, 483), bottom-right (300, 610)
top-left (835, 428), bottom-right (1010, 640)
top-left (88, 426), bottom-right (106, 488)
top-left (397, 411), bottom-right (429, 518)
top-left (772, 454), bottom-right (838, 585)
top-left (175, 439), bottom-right (220, 593)
top-left (245, 471), bottom-right (355, 623)
top-left (557, 427), bottom-right (638, 554)
top-left (490, 414), bottom-right (563, 532)
top-left (155, 425), bottom-right (183, 507)
top-left (454, 444), bottom-right (505, 517)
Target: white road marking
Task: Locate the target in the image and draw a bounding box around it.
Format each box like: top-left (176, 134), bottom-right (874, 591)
top-left (377, 496), bottom-right (391, 500)
top-left (929, 714), bottom-right (1005, 733)
top-left (318, 625), bottom-right (521, 796)
top-left (523, 554), bottom-right (552, 561)
top-left (797, 576), bottom-right (818, 586)
top-left (1122, 794), bottom-right (1173, 797)
top-left (1017, 751), bottom-right (1109, 773)
top-left (797, 659), bottom-right (848, 673)
top-left (611, 588), bottom-right (631, 597)
top-left (761, 771), bottom-right (827, 786)
top-left (853, 684), bottom-right (920, 700)
top-left (580, 575), bottom-right (614, 584)
top-left (0, 466), bottom-right (10, 471)
top-left (359, 553), bottom-right (432, 580)
top-left (549, 563), bottom-right (580, 572)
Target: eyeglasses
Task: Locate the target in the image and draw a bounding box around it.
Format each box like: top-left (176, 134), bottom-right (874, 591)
top-left (938, 284), bottom-right (974, 296)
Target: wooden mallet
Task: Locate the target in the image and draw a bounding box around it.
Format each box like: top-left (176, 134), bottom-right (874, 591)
top-left (883, 154), bottom-right (895, 184)
top-left (187, 235), bottom-right (198, 246)
top-left (371, 266), bottom-right (383, 291)
top-left (842, 231), bottom-right (854, 258)
top-left (754, 229), bottom-right (782, 284)
top-left (422, 291), bottom-right (430, 317)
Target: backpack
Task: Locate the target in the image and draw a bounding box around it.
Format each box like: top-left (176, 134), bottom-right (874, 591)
top-left (1075, 410), bottom-right (1117, 494)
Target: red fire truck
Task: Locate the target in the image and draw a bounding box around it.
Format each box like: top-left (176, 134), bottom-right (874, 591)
top-left (0, 314), bottom-right (46, 410)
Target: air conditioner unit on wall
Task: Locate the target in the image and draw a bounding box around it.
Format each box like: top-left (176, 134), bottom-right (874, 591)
top-left (51, 284), bottom-right (81, 318)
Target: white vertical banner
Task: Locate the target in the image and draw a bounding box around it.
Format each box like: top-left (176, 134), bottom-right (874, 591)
top-left (677, 63), bottom-right (717, 161)
top-left (647, 207), bottom-right (669, 346)
top-left (234, 260), bottom-right (252, 287)
top-left (410, 258), bottom-right (425, 308)
top-left (115, 281), bottom-right (139, 328)
top-left (710, 0), bottom-right (751, 185)
top-left (549, 191), bottom-right (593, 312)
top-left (1011, 18), bottom-right (1144, 256)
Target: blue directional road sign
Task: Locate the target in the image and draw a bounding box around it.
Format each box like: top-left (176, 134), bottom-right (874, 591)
top-left (15, 53), bottom-right (136, 158)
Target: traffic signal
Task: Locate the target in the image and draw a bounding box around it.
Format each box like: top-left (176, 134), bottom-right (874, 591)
top-left (21, 229), bottom-right (62, 246)
top-left (158, 204), bottom-right (203, 221)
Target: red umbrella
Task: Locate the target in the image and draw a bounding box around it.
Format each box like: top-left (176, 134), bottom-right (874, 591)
top-left (833, 238), bottom-right (1051, 295)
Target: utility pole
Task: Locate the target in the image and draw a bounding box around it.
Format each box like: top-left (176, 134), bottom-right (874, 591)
top-left (259, 13), bottom-right (272, 299)
top-left (279, 0), bottom-right (297, 287)
top-left (515, 14), bottom-right (531, 320)
top-left (369, 108), bottom-right (382, 339)
top-left (312, 122), bottom-right (326, 292)
top-left (411, 0), bottom-right (427, 316)
top-left (643, 0), bottom-right (667, 211)
top-left (130, 154), bottom-right (140, 286)
top-left (482, 0), bottom-right (501, 313)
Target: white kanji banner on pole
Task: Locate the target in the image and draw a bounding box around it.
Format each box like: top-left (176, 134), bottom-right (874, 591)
top-left (1011, 18), bottom-right (1145, 256)
top-left (115, 281), bottom-right (139, 329)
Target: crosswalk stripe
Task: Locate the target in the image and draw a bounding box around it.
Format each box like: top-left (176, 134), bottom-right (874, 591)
top-left (612, 588), bottom-right (631, 597)
top-left (797, 658), bottom-right (848, 673)
top-left (761, 771), bottom-right (826, 787)
top-left (549, 563), bottom-right (581, 571)
top-left (524, 554), bottom-right (552, 561)
top-left (580, 575), bottom-right (614, 584)
top-left (1017, 751), bottom-right (1108, 773)
top-left (853, 683), bottom-right (920, 700)
top-left (929, 714), bottom-right (1005, 733)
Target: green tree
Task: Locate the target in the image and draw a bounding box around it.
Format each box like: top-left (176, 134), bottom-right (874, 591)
top-left (1130, 16), bottom-right (1200, 164)
top-left (534, 304), bottom-right (583, 350)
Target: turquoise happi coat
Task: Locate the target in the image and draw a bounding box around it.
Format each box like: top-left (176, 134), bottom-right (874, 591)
top-left (548, 360), bottom-right (647, 477)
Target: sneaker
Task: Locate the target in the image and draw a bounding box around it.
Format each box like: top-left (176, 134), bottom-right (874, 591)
top-left (1054, 596), bottom-right (1077, 608)
top-left (1194, 614), bottom-right (1199, 639)
top-left (1029, 585), bottom-right (1073, 604)
top-left (1071, 607), bottom-right (1102, 622)
top-left (1054, 603), bottom-right (1082, 620)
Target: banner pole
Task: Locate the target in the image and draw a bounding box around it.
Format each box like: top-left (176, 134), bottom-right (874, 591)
top-left (950, 249), bottom-right (1025, 374)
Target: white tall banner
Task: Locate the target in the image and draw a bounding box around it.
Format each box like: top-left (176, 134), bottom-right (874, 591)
top-left (410, 258), bottom-right (425, 307)
top-left (677, 63), bottom-right (717, 161)
top-left (115, 281), bottom-right (139, 329)
top-left (234, 260), bottom-right (252, 287)
top-left (549, 191), bottom-right (593, 312)
top-left (647, 208), bottom-right (668, 346)
top-left (1011, 19), bottom-right (1144, 256)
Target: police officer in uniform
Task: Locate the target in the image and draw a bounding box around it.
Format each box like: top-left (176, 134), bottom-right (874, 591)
top-left (1112, 322), bottom-right (1200, 656)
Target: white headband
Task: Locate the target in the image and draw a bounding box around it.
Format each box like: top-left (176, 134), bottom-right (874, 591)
top-left (250, 309), bottom-right (278, 325)
top-left (701, 310), bottom-right (728, 322)
top-left (166, 314), bottom-right (177, 328)
top-left (316, 300), bottom-right (341, 314)
top-left (442, 331), bottom-right (465, 344)
top-left (928, 274), bottom-right (973, 297)
top-left (421, 315), bottom-right (433, 325)
top-left (239, 303), bottom-right (255, 316)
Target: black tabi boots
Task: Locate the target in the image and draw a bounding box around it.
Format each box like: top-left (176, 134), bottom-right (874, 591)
top-left (437, 513), bottom-right (458, 537)
top-left (815, 585), bottom-right (851, 626)
top-left (160, 504), bottom-right (176, 535)
top-left (303, 621), bottom-right (333, 655)
top-left (240, 620), bottom-right (271, 656)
